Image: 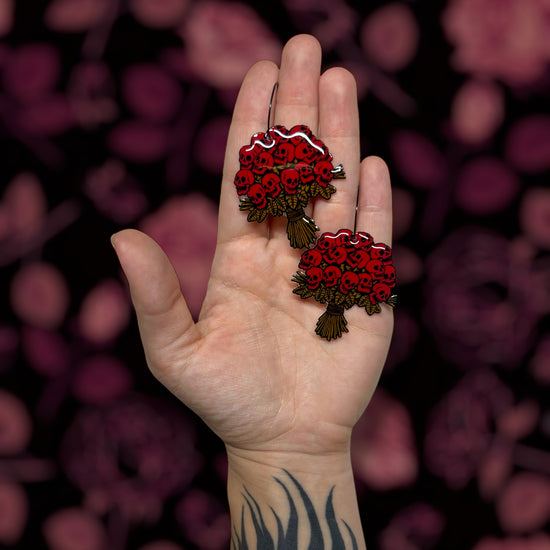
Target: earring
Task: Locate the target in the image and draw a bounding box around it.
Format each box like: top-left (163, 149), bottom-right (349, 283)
top-left (292, 229), bottom-right (397, 340)
top-left (234, 83), bottom-right (345, 248)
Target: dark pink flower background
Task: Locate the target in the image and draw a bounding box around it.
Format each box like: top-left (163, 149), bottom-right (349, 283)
top-left (0, 1), bottom-right (548, 548)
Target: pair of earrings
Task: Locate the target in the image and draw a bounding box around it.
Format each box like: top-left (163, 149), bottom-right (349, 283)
top-left (234, 84), bottom-right (396, 341)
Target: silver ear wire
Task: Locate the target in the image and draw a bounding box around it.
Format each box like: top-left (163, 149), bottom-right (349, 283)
top-left (267, 81), bottom-right (279, 132)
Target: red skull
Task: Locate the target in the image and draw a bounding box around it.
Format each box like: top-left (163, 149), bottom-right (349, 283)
top-left (306, 267), bottom-right (323, 290)
top-left (382, 265), bottom-right (396, 286)
top-left (295, 142), bottom-right (317, 163)
top-left (281, 168), bottom-right (300, 194)
top-left (371, 282), bottom-right (391, 303)
top-left (322, 265), bottom-right (342, 287)
top-left (273, 142), bottom-right (295, 165)
top-left (248, 183), bottom-right (267, 209)
top-left (340, 271), bottom-right (359, 294)
top-left (346, 249), bottom-right (370, 269)
top-left (357, 272), bottom-right (374, 293)
top-left (371, 243), bottom-right (392, 260)
top-left (314, 160), bottom-right (334, 186)
top-left (289, 125), bottom-right (313, 145)
top-left (234, 169), bottom-right (254, 195)
top-left (239, 146), bottom-right (255, 169)
top-left (350, 231), bottom-right (373, 250)
top-left (299, 249), bottom-right (323, 270)
top-left (366, 259), bottom-right (384, 278)
top-left (316, 232), bottom-right (337, 252)
top-left (334, 229), bottom-right (353, 247)
top-left (314, 139), bottom-right (332, 161)
top-left (270, 125), bottom-right (289, 143)
top-left (324, 246), bottom-right (347, 265)
top-left (262, 173), bottom-right (281, 198)
top-left (295, 162), bottom-right (315, 184)
top-left (252, 151), bottom-right (275, 175)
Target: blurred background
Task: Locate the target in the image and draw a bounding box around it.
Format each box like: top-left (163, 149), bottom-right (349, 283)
top-left (1, 0), bottom-right (549, 549)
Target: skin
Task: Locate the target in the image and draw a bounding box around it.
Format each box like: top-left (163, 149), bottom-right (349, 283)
top-left (111, 34), bottom-right (393, 547)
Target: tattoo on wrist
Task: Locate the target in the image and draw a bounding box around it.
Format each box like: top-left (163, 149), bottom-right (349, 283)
top-left (232, 469), bottom-right (358, 550)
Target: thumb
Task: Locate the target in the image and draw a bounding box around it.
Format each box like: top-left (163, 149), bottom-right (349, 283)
top-left (111, 229), bottom-right (200, 379)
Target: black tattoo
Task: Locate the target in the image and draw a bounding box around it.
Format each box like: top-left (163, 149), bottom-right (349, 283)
top-left (232, 470), bottom-right (358, 550)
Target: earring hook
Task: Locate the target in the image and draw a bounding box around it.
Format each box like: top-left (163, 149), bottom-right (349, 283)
top-left (267, 81), bottom-right (279, 132)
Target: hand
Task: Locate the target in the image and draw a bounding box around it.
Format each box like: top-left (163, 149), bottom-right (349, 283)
top-left (111, 34), bottom-right (393, 464)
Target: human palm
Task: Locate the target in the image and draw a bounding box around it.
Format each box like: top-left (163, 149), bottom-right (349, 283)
top-left (112, 35), bottom-right (393, 460)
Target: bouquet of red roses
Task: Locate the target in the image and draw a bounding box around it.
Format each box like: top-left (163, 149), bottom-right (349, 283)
top-left (235, 125), bottom-right (345, 248)
top-left (293, 229), bottom-right (397, 340)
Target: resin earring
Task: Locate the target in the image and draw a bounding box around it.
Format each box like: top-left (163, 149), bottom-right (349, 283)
top-left (234, 83), bottom-right (345, 248)
top-left (292, 229), bottom-right (397, 340)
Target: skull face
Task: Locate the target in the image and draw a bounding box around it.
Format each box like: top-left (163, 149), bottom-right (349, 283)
top-left (382, 265), bottom-right (396, 286)
top-left (322, 265), bottom-right (342, 287)
top-left (324, 246), bottom-right (347, 265)
top-left (234, 169), bottom-right (254, 195)
top-left (366, 259), bottom-right (384, 278)
top-left (334, 229), bottom-right (353, 247)
top-left (252, 151), bottom-right (275, 175)
top-left (314, 160), bottom-right (334, 186)
top-left (346, 249), bottom-right (370, 269)
top-left (273, 142), bottom-right (295, 165)
top-left (289, 125), bottom-right (313, 145)
top-left (357, 272), bottom-right (374, 293)
top-left (295, 162), bottom-right (315, 184)
top-left (350, 231), bottom-right (373, 250)
top-left (281, 168), bottom-right (300, 194)
top-left (314, 139), bottom-right (332, 161)
top-left (316, 233), bottom-right (337, 253)
top-left (306, 267), bottom-right (323, 290)
top-left (248, 183), bottom-right (267, 209)
top-left (340, 271), bottom-right (359, 294)
top-left (371, 282), bottom-right (391, 303)
top-left (371, 243), bottom-right (392, 260)
top-left (295, 142), bottom-right (316, 163)
top-left (299, 249), bottom-right (323, 270)
top-left (262, 173), bottom-right (281, 198)
top-left (239, 146), bottom-right (255, 169)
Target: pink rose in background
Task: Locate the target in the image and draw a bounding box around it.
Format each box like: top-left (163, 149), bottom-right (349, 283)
top-left (0, 390), bottom-right (32, 455)
top-left (180, 1), bottom-right (281, 88)
top-left (130, 0), bottom-right (189, 28)
top-left (425, 369), bottom-right (513, 489)
top-left (42, 507), bottom-right (107, 550)
top-left (44, 0), bottom-right (110, 32)
top-left (0, 482), bottom-right (28, 545)
top-left (425, 228), bottom-right (547, 368)
top-left (72, 356), bottom-right (133, 404)
top-left (390, 131), bottom-right (447, 189)
top-left (361, 3), bottom-right (419, 72)
top-left (77, 279), bottom-right (130, 344)
top-left (22, 328), bottom-right (70, 377)
top-left (10, 262), bottom-right (70, 329)
top-left (107, 120), bottom-right (170, 163)
top-left (0, 0), bottom-right (13, 36)
top-left (530, 336), bottom-right (550, 384)
top-left (379, 503), bottom-right (445, 550)
top-left (351, 389), bottom-right (418, 490)
top-left (176, 489), bottom-right (230, 550)
top-left (194, 116), bottom-right (231, 175)
top-left (140, 194), bottom-right (218, 317)
top-left (477, 441), bottom-right (513, 500)
top-left (83, 160), bottom-right (148, 223)
top-left (496, 472), bottom-right (550, 533)
top-left (472, 535), bottom-right (550, 550)
top-left (450, 79), bottom-right (505, 144)
top-left (520, 188), bottom-right (550, 249)
top-left (122, 64), bottom-right (182, 123)
top-left (442, 0), bottom-right (550, 85)
top-left (61, 396), bottom-right (202, 522)
top-left (506, 115), bottom-right (550, 174)
top-left (454, 157), bottom-right (519, 215)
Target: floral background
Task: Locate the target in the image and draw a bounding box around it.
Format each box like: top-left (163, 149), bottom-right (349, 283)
top-left (1, 0), bottom-right (549, 549)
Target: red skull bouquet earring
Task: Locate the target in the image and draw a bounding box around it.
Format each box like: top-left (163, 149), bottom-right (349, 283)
top-left (292, 229), bottom-right (397, 340)
top-left (234, 84), bottom-right (345, 248)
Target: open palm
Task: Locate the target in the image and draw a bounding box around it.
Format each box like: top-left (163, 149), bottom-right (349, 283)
top-left (112, 35), bottom-right (394, 461)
